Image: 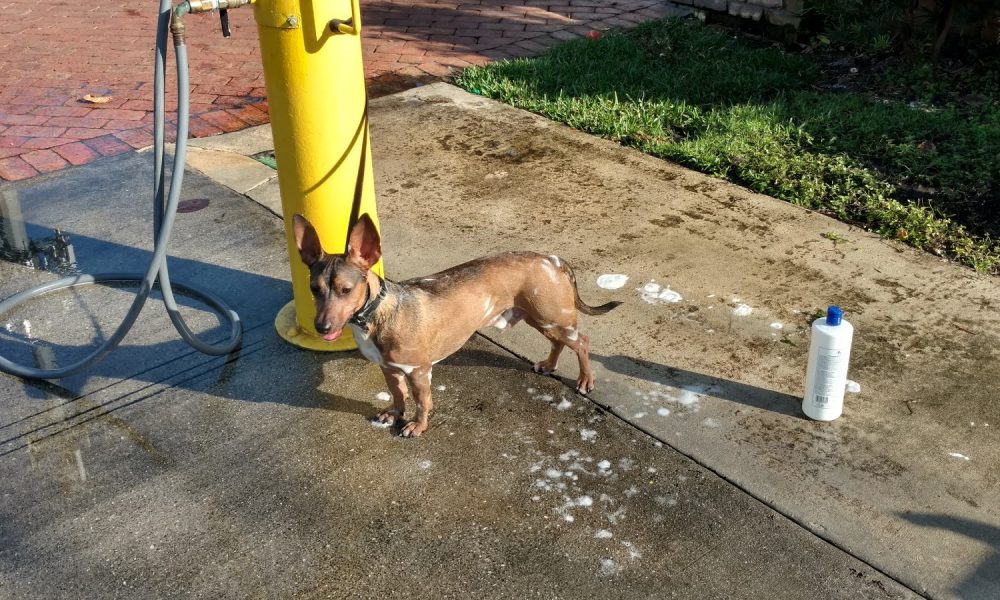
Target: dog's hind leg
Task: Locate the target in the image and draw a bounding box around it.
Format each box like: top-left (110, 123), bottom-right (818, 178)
top-left (533, 339), bottom-right (565, 375)
top-left (550, 325), bottom-right (595, 393)
top-left (528, 321), bottom-right (565, 375)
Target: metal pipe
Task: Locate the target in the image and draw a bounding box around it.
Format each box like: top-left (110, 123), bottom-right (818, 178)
top-left (253, 0), bottom-right (383, 352)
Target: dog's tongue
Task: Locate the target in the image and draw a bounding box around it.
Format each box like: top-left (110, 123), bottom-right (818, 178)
top-left (322, 328), bottom-right (343, 341)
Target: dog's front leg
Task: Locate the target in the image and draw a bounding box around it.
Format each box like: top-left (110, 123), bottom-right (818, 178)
top-left (400, 366), bottom-right (433, 438)
top-left (375, 367), bottom-right (408, 426)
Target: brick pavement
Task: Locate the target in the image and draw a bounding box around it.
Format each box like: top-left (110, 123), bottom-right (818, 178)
top-left (0, 0), bottom-right (686, 181)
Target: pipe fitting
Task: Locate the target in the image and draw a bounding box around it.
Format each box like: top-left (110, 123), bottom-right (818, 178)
top-left (187, 0), bottom-right (252, 13)
top-left (329, 18), bottom-right (355, 35)
top-left (170, 5), bottom-right (188, 46)
top-left (329, 0), bottom-right (361, 34)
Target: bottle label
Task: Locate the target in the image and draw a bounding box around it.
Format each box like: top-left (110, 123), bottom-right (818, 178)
top-left (812, 346), bottom-right (849, 405)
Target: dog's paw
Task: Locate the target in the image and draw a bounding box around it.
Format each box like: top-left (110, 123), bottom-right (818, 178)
top-left (400, 420), bottom-right (427, 438)
top-left (575, 375), bottom-right (595, 394)
top-left (533, 361), bottom-right (556, 375)
top-left (373, 408), bottom-right (402, 428)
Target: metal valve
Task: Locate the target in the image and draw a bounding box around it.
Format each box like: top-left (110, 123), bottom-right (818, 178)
top-left (186, 0), bottom-right (252, 12)
top-left (171, 0), bottom-right (252, 45)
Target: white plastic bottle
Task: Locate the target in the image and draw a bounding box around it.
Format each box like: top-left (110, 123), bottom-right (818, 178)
top-left (803, 306), bottom-right (854, 421)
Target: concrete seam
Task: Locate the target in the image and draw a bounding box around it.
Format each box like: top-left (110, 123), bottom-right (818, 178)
top-left (244, 174), bottom-right (278, 194)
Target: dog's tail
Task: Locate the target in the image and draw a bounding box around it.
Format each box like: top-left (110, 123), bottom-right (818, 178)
top-left (563, 260), bottom-right (623, 316)
top-left (578, 297), bottom-right (622, 316)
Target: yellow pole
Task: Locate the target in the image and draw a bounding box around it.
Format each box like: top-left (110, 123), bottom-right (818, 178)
top-left (253, 0), bottom-right (382, 351)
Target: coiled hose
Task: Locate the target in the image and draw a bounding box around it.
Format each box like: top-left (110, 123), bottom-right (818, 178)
top-left (0, 0), bottom-right (243, 379)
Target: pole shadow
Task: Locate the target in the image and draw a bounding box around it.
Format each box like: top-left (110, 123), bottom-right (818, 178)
top-left (899, 512), bottom-right (1000, 600)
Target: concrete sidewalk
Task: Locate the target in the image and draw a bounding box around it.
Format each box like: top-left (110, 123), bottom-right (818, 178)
top-left (0, 154), bottom-right (910, 599)
top-left (1, 83), bottom-right (996, 598)
top-left (361, 85), bottom-right (999, 600)
top-left (189, 84), bottom-right (1000, 599)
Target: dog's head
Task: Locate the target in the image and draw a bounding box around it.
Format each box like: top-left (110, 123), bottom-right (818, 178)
top-left (291, 213), bottom-right (381, 341)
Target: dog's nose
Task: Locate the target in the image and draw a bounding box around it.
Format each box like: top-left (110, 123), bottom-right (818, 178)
top-left (315, 322), bottom-right (331, 334)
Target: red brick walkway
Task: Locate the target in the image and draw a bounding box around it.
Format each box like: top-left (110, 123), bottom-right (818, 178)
top-left (0, 0), bottom-right (682, 182)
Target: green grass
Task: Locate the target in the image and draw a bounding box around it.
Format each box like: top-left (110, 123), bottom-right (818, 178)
top-left (252, 151), bottom-right (278, 170)
top-left (455, 19), bottom-right (1000, 274)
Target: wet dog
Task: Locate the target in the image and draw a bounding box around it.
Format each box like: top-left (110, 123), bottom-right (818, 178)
top-left (293, 213), bottom-right (621, 437)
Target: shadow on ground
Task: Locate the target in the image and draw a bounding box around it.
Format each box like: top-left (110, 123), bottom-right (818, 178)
top-left (901, 513), bottom-right (1000, 600)
top-left (592, 352), bottom-right (803, 418)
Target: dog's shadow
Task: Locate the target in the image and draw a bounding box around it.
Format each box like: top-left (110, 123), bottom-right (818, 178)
top-left (319, 388), bottom-right (377, 418)
top-left (318, 346), bottom-right (533, 419)
top-left (388, 345), bottom-right (803, 418)
top-left (592, 353), bottom-right (804, 418)
top-left (439, 346), bottom-right (533, 371)
top-left (390, 344), bottom-right (803, 420)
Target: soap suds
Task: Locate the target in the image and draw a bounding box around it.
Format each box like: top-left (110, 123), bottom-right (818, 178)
top-left (598, 558), bottom-right (621, 576)
top-left (622, 540), bottom-right (642, 560)
top-left (638, 281), bottom-right (682, 304)
top-left (597, 274), bottom-right (629, 290)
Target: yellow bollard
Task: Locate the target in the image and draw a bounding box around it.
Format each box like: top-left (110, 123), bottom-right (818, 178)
top-left (253, 0), bottom-right (382, 351)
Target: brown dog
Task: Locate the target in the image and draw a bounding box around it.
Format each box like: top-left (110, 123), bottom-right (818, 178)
top-left (292, 213), bottom-right (621, 437)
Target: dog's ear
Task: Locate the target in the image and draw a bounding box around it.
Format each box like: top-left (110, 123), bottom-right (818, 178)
top-left (292, 214), bottom-right (324, 266)
top-left (346, 214), bottom-right (381, 271)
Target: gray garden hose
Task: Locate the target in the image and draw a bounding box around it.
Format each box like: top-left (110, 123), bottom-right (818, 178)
top-left (0, 0), bottom-right (243, 380)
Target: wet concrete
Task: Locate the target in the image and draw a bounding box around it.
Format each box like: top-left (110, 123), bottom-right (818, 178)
top-left (364, 85), bottom-right (999, 600)
top-left (1, 333), bottom-right (917, 598)
top-left (0, 153), bottom-right (917, 598)
top-left (0, 152), bottom-right (290, 401)
top-left (0, 123), bottom-right (924, 599)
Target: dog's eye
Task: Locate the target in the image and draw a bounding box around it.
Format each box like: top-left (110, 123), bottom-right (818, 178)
top-left (340, 286), bottom-right (353, 295)
top-left (310, 282), bottom-right (321, 295)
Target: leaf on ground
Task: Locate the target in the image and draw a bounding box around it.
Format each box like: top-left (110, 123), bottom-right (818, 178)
top-left (81, 94), bottom-right (113, 104)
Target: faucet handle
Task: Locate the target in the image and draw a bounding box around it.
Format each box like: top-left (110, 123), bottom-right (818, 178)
top-left (219, 8), bottom-right (231, 37)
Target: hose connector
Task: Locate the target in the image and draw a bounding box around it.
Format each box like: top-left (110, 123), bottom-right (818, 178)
top-left (171, 3), bottom-right (189, 46)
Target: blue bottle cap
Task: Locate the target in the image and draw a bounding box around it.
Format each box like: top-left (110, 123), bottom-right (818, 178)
top-left (826, 305), bottom-right (843, 326)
